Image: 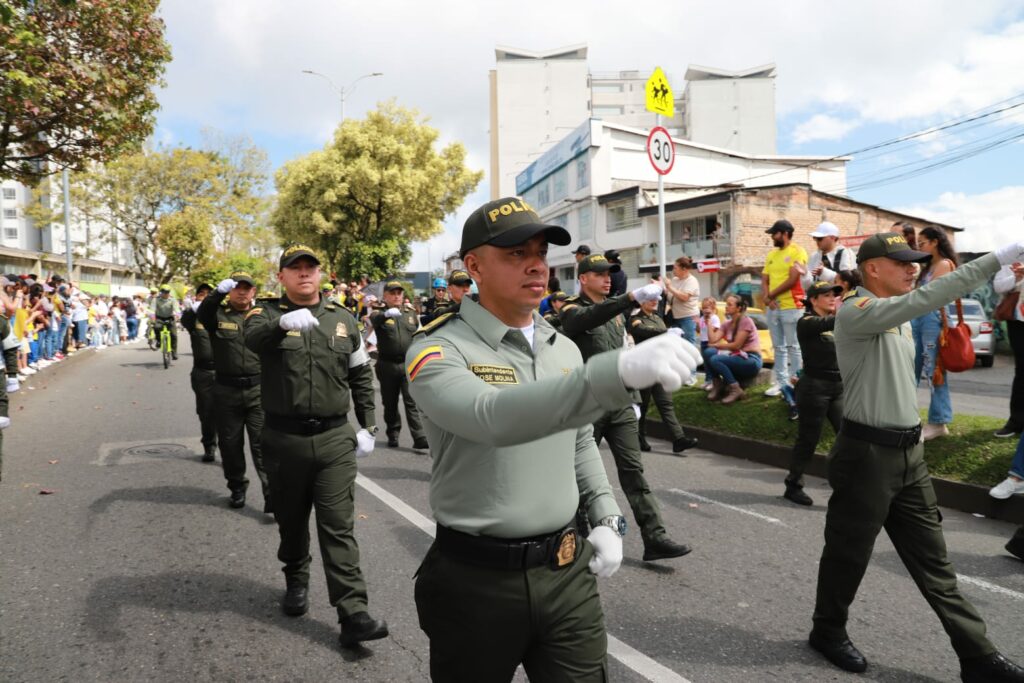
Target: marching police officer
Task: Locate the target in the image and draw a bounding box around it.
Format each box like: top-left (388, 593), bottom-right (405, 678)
top-left (421, 270), bottom-right (472, 324)
top-left (406, 197), bottom-right (699, 681)
top-left (561, 254), bottom-right (695, 562)
top-left (628, 298), bottom-right (698, 454)
top-left (367, 281), bottom-right (428, 449)
top-left (541, 290), bottom-right (569, 331)
top-left (197, 271), bottom-right (270, 511)
top-left (809, 232), bottom-right (1024, 681)
top-left (151, 284), bottom-right (179, 359)
top-left (782, 281), bottom-right (844, 506)
top-left (245, 245), bottom-right (387, 650)
top-left (180, 282), bottom-right (218, 463)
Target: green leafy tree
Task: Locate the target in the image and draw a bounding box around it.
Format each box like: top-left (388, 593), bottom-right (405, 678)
top-left (0, 0), bottom-right (171, 183)
top-left (272, 100), bottom-right (482, 281)
top-left (191, 251), bottom-right (276, 294)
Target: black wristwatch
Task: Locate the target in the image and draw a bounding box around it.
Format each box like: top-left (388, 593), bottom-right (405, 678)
top-left (597, 515), bottom-right (627, 537)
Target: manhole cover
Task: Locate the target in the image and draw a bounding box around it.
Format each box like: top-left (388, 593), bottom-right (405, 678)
top-left (120, 443), bottom-right (191, 458)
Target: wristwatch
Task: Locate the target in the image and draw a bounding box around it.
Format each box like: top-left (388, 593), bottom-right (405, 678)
top-left (366, 426), bottom-right (379, 436)
top-left (596, 515), bottom-right (627, 537)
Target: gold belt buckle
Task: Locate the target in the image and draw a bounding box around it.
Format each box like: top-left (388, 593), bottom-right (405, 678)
top-left (553, 529), bottom-right (578, 569)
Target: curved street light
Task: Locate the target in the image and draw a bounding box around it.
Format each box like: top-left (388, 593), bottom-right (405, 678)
top-left (301, 69), bottom-right (383, 122)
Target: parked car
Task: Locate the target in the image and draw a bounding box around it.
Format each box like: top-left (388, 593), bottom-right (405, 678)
top-left (944, 298), bottom-right (994, 367)
top-left (714, 303), bottom-right (775, 366)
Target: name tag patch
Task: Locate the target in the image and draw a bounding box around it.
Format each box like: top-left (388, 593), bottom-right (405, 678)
top-left (218, 321), bottom-right (238, 330)
top-left (470, 364), bottom-right (519, 385)
top-left (336, 322), bottom-right (348, 337)
top-left (286, 330), bottom-right (301, 336)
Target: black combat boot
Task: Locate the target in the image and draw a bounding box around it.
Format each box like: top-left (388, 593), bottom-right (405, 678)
top-left (672, 435), bottom-right (698, 453)
top-left (643, 536), bottom-right (692, 561)
top-left (412, 437), bottom-right (429, 450)
top-left (960, 652), bottom-right (1024, 682)
top-left (201, 445), bottom-right (216, 463)
top-left (784, 480), bottom-right (813, 506)
top-left (808, 631), bottom-right (868, 673)
top-left (1006, 526), bottom-right (1024, 561)
top-left (282, 581), bottom-right (308, 617)
top-left (339, 612), bottom-right (389, 648)
top-left (229, 488), bottom-right (245, 509)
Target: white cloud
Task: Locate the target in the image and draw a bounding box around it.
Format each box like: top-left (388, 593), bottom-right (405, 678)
top-left (896, 186), bottom-right (1024, 252)
top-left (792, 114), bottom-right (860, 143)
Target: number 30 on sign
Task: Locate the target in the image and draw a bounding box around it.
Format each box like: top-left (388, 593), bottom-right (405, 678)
top-left (646, 126), bottom-right (675, 175)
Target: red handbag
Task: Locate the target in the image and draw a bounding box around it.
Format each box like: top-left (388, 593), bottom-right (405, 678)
top-left (933, 299), bottom-right (975, 385)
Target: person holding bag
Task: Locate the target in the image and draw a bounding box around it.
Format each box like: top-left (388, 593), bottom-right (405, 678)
top-left (993, 261), bottom-right (1024, 438)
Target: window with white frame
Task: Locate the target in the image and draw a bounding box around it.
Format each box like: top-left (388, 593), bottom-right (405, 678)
top-left (2, 188), bottom-right (15, 200)
top-left (575, 157), bottom-right (588, 191)
top-left (3, 208), bottom-right (16, 220)
top-left (4, 227), bottom-right (18, 240)
top-left (577, 203), bottom-right (593, 240)
top-left (593, 105), bottom-right (624, 117)
top-left (605, 198), bottom-right (639, 232)
top-left (551, 167), bottom-right (568, 202)
top-left (537, 181), bottom-right (551, 208)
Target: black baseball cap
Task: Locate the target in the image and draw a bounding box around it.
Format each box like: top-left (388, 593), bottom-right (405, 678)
top-left (279, 244), bottom-right (321, 269)
top-left (604, 249), bottom-right (621, 262)
top-left (384, 280), bottom-right (404, 291)
top-left (572, 244), bottom-right (592, 256)
top-left (765, 219), bottom-right (795, 234)
top-left (855, 232), bottom-right (930, 264)
top-left (550, 290), bottom-right (569, 302)
top-left (806, 281), bottom-right (843, 298)
top-left (578, 254), bottom-right (621, 275)
top-left (195, 282), bottom-right (214, 293)
top-left (460, 197), bottom-right (571, 257)
top-left (449, 269), bottom-right (472, 285)
top-left (230, 270), bottom-right (256, 287)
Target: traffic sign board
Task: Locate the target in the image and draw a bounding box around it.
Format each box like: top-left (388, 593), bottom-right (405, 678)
top-left (645, 67), bottom-right (675, 118)
top-left (647, 126), bottom-right (675, 175)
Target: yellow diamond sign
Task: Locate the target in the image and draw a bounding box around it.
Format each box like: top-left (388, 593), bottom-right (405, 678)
top-left (645, 67), bottom-right (674, 118)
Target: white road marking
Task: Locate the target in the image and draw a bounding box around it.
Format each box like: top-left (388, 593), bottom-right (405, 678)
top-left (957, 574), bottom-right (1024, 601)
top-left (669, 488), bottom-right (789, 528)
top-left (355, 473), bottom-right (693, 683)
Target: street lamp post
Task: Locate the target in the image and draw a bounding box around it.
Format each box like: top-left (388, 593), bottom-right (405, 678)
top-left (301, 70), bottom-right (383, 122)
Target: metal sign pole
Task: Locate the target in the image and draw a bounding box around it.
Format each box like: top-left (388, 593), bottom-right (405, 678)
top-left (656, 114), bottom-right (667, 283)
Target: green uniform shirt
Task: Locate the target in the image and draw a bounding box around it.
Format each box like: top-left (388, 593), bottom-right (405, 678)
top-left (836, 252), bottom-right (1000, 428)
top-left (197, 291), bottom-right (260, 377)
top-left (406, 296), bottom-right (629, 538)
top-left (628, 309), bottom-right (667, 344)
top-left (369, 306), bottom-right (419, 360)
top-left (243, 295), bottom-right (376, 426)
top-left (559, 292), bottom-right (632, 359)
top-left (153, 296), bottom-right (178, 319)
top-left (180, 307), bottom-right (214, 366)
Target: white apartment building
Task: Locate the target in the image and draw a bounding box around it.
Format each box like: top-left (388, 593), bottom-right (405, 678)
top-left (681, 64), bottom-right (777, 155)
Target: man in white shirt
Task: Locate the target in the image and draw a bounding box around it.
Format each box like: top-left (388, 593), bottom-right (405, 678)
top-left (802, 222), bottom-right (856, 290)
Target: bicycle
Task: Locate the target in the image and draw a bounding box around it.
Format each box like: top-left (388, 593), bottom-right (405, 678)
top-left (147, 320), bottom-right (158, 350)
top-left (159, 322), bottom-right (173, 369)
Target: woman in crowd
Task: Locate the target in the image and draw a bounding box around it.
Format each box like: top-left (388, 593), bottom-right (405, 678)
top-left (698, 296), bottom-right (721, 390)
top-left (836, 269), bottom-right (861, 304)
top-left (703, 293), bottom-right (763, 404)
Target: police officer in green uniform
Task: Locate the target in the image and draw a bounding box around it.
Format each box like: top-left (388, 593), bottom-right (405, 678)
top-left (197, 271), bottom-right (270, 511)
top-left (407, 197), bottom-right (699, 681)
top-left (782, 281), bottom-right (844, 506)
top-left (245, 245), bottom-right (387, 649)
top-left (561, 254), bottom-right (697, 562)
top-left (542, 290), bottom-right (569, 331)
top-left (628, 298), bottom-right (698, 454)
top-left (809, 232), bottom-right (1024, 681)
top-left (180, 282), bottom-right (218, 463)
top-left (420, 277), bottom-right (449, 325)
top-left (421, 270), bottom-right (472, 325)
top-left (367, 281), bottom-right (428, 449)
top-left (151, 284), bottom-right (179, 359)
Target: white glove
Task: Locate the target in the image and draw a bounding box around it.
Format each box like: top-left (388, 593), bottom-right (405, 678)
top-left (363, 295), bottom-right (378, 306)
top-left (191, 301), bottom-right (201, 312)
top-left (5, 378), bottom-right (18, 393)
top-left (384, 307), bottom-right (402, 319)
top-left (0, 416), bottom-right (10, 429)
top-left (355, 428), bottom-right (376, 458)
top-left (216, 278), bottom-right (237, 294)
top-left (630, 283), bottom-right (664, 304)
top-left (587, 526), bottom-right (623, 578)
top-left (632, 403), bottom-right (641, 420)
top-left (995, 241), bottom-right (1024, 266)
top-left (278, 309), bottom-right (319, 331)
top-left (618, 333), bottom-right (700, 392)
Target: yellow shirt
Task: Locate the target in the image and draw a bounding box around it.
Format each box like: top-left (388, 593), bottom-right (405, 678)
top-left (14, 307), bottom-right (27, 339)
top-left (762, 243), bottom-right (809, 310)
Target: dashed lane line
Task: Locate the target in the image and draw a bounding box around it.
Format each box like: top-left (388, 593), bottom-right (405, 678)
top-left (957, 574), bottom-right (1024, 601)
top-left (355, 473), bottom-right (693, 683)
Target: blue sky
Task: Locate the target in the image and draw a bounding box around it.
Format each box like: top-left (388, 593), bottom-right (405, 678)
top-left (154, 0), bottom-right (1024, 267)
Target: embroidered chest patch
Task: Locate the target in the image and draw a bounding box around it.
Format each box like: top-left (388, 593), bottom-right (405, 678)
top-left (469, 364), bottom-right (519, 385)
top-left (218, 321), bottom-right (238, 331)
top-left (335, 322), bottom-right (348, 337)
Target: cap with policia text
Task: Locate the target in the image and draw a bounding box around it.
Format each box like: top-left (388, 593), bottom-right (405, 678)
top-left (460, 197), bottom-right (571, 257)
top-left (279, 244), bottom-right (321, 269)
top-left (384, 280), bottom-right (404, 291)
top-left (578, 254), bottom-right (621, 275)
top-left (449, 269), bottom-right (472, 285)
top-left (806, 281), bottom-right (843, 298)
top-left (855, 232), bottom-right (930, 264)
top-left (229, 270), bottom-right (256, 286)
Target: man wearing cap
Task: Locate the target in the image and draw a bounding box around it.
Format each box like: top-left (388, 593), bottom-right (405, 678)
top-left (542, 290), bottom-right (569, 331)
top-left (604, 250), bottom-right (627, 298)
top-left (198, 271), bottom-right (270, 511)
top-left (180, 282), bottom-right (218, 463)
top-left (801, 221), bottom-right (856, 291)
top-left (807, 232), bottom-right (1024, 681)
top-left (406, 196), bottom-right (700, 680)
top-left (422, 270), bottom-right (473, 325)
top-left (245, 244), bottom-right (386, 649)
top-left (151, 285), bottom-right (180, 359)
top-left (561, 253), bottom-right (695, 562)
top-left (571, 244), bottom-right (591, 294)
top-left (782, 281), bottom-right (844, 507)
top-left (761, 219), bottom-right (808, 396)
top-left (368, 281), bottom-right (428, 449)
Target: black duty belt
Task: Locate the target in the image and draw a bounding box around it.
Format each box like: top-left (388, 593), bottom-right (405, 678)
top-left (803, 368), bottom-right (842, 382)
top-left (435, 523), bottom-right (580, 571)
top-left (215, 373), bottom-right (260, 388)
top-left (840, 418), bottom-right (921, 449)
top-left (265, 413), bottom-right (346, 436)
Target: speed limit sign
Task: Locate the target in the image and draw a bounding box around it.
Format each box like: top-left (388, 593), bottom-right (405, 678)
top-left (646, 126), bottom-right (675, 175)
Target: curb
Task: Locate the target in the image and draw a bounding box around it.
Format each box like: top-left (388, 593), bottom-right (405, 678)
top-left (646, 419), bottom-right (1024, 525)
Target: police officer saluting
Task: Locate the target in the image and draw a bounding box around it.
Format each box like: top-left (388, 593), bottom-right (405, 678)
top-left (407, 197), bottom-right (699, 681)
top-left (561, 254), bottom-right (697, 561)
top-left (244, 245), bottom-right (387, 649)
top-left (197, 271), bottom-right (270, 510)
top-left (809, 233), bottom-right (1024, 681)
top-left (367, 281), bottom-right (428, 449)
top-left (180, 282), bottom-right (218, 463)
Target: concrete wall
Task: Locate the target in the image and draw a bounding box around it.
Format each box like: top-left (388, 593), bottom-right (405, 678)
top-left (684, 78), bottom-right (777, 154)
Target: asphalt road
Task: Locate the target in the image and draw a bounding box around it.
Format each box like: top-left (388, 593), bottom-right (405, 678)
top-left (1, 338), bottom-right (1022, 682)
top-left (918, 352), bottom-right (1015, 417)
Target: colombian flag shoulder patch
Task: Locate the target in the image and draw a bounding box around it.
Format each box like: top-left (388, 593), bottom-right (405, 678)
top-left (853, 297), bottom-right (873, 309)
top-left (407, 345), bottom-right (443, 381)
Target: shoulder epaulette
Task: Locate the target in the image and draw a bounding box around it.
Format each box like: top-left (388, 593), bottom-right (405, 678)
top-left (841, 290), bottom-right (858, 301)
top-left (279, 302), bottom-right (289, 310)
top-left (560, 303), bottom-right (579, 312)
top-left (414, 312), bottom-right (457, 336)
top-left (564, 295), bottom-right (580, 303)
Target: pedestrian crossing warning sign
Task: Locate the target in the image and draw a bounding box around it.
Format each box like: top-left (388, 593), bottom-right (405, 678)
top-left (645, 67), bottom-right (674, 118)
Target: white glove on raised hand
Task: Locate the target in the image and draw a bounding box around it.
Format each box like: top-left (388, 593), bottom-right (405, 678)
top-left (630, 282), bottom-right (664, 304)
top-left (618, 333), bottom-right (700, 392)
top-left (384, 307), bottom-right (402, 319)
top-left (587, 526), bottom-right (623, 578)
top-left (278, 309), bottom-right (319, 331)
top-left (995, 241), bottom-right (1024, 266)
top-left (0, 416), bottom-right (10, 429)
top-left (6, 378), bottom-right (19, 393)
top-left (216, 278), bottom-right (237, 294)
top-left (355, 428), bottom-right (376, 458)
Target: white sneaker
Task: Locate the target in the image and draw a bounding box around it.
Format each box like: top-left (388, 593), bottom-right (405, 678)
top-left (22, 367), bottom-right (36, 375)
top-left (764, 384), bottom-right (783, 397)
top-left (989, 476), bottom-right (1024, 500)
top-left (922, 423), bottom-right (950, 441)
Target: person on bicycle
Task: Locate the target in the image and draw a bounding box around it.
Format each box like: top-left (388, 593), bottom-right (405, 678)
top-left (151, 284), bottom-right (179, 360)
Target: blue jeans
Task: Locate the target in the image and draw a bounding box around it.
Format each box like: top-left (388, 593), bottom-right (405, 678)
top-left (74, 320), bottom-right (87, 345)
top-left (57, 315), bottom-right (70, 353)
top-left (1009, 434), bottom-right (1024, 479)
top-left (766, 307), bottom-right (803, 387)
top-left (912, 311), bottom-right (953, 425)
top-left (673, 316), bottom-right (698, 345)
top-left (702, 347), bottom-right (763, 385)
top-left (126, 316), bottom-right (139, 340)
